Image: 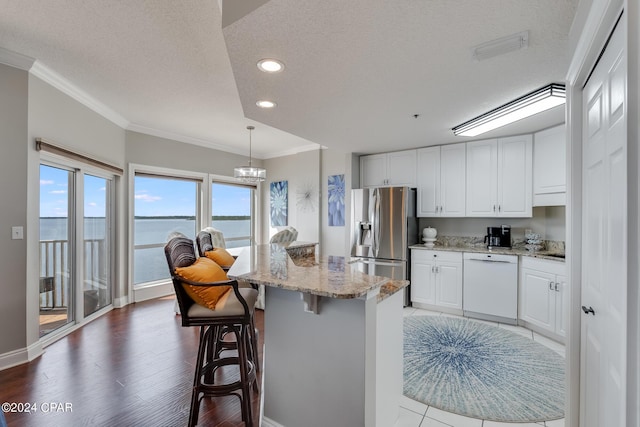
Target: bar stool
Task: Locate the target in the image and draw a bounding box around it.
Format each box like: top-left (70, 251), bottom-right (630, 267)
top-left (195, 230), bottom-right (260, 372)
top-left (165, 236), bottom-right (257, 427)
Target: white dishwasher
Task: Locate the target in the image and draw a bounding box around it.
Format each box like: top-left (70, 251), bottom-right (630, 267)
top-left (463, 252), bottom-right (518, 324)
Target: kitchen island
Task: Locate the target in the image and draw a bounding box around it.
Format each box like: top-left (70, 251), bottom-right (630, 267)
top-left (228, 243), bottom-right (408, 427)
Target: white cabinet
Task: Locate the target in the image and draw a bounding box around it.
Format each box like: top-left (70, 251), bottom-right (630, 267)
top-left (466, 135), bottom-right (532, 217)
top-left (520, 257), bottom-right (567, 339)
top-left (411, 249), bottom-right (463, 313)
top-left (416, 144), bottom-right (465, 217)
top-left (533, 124), bottom-right (566, 206)
top-left (360, 150), bottom-right (417, 188)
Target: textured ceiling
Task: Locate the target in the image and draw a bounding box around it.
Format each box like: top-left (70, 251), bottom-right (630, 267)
top-left (0, 0), bottom-right (577, 158)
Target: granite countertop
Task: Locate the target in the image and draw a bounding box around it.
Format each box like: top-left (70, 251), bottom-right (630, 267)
top-left (228, 243), bottom-right (406, 300)
top-left (377, 280), bottom-right (410, 303)
top-left (409, 243), bottom-right (565, 262)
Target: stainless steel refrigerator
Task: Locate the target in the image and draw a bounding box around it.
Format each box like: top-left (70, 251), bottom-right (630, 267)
top-left (351, 187), bottom-right (417, 305)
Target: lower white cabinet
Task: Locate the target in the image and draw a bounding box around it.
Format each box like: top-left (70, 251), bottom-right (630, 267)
top-left (411, 249), bottom-right (463, 312)
top-left (519, 257), bottom-right (567, 340)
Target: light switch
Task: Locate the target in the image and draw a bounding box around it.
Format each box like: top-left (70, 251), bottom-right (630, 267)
top-left (12, 226), bottom-right (24, 240)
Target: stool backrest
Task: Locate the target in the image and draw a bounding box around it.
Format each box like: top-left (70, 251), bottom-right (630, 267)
top-left (165, 237), bottom-right (198, 319)
top-left (270, 226), bottom-right (298, 243)
top-left (195, 230), bottom-right (214, 257)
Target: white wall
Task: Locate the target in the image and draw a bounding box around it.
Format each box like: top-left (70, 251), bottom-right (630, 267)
top-left (262, 149), bottom-right (321, 244)
top-left (320, 148), bottom-right (352, 257)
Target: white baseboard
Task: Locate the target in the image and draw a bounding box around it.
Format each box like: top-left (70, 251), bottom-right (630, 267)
top-left (0, 346), bottom-right (30, 371)
top-left (113, 295), bottom-right (129, 308)
top-left (262, 417), bottom-right (286, 427)
top-left (133, 282), bottom-right (174, 303)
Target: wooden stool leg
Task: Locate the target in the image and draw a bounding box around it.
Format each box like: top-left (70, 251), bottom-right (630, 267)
top-left (189, 326), bottom-right (208, 427)
top-left (250, 316), bottom-right (260, 373)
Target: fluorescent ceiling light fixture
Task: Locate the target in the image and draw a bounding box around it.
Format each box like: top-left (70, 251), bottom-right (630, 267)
top-left (256, 100), bottom-right (277, 108)
top-left (452, 83), bottom-right (566, 137)
top-left (472, 31), bottom-right (529, 61)
top-left (234, 126), bottom-right (266, 183)
top-left (257, 59), bottom-right (284, 73)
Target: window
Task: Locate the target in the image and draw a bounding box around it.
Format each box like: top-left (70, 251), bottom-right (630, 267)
top-left (133, 174), bottom-right (200, 287)
top-left (211, 182), bottom-right (255, 248)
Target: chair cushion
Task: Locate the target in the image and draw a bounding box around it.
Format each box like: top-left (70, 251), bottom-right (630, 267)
top-left (175, 257), bottom-right (231, 310)
top-left (204, 248), bottom-right (236, 268)
top-left (188, 288), bottom-right (258, 318)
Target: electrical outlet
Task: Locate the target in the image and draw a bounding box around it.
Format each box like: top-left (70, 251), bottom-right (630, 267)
top-left (12, 226), bottom-right (24, 240)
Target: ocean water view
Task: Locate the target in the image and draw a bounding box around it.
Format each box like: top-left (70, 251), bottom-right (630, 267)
top-left (40, 217), bottom-right (251, 284)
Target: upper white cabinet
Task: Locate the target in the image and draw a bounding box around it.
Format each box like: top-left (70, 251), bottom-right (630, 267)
top-left (466, 135), bottom-right (532, 217)
top-left (416, 144), bottom-right (465, 217)
top-left (360, 150), bottom-right (417, 188)
top-left (533, 124), bottom-right (566, 206)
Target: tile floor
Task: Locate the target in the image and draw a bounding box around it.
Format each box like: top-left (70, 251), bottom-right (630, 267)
top-left (396, 307), bottom-right (565, 427)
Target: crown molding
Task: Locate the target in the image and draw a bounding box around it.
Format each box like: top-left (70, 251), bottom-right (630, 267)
top-left (0, 47), bottom-right (35, 70)
top-left (29, 61), bottom-right (130, 128)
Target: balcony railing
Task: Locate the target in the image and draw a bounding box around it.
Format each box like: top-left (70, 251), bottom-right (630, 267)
top-left (39, 239), bottom-right (107, 310)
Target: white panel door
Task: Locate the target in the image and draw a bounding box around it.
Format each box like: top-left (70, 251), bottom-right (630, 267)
top-left (410, 256), bottom-right (435, 305)
top-left (555, 275), bottom-right (567, 337)
top-left (580, 18), bottom-right (626, 427)
top-left (466, 139), bottom-right (497, 216)
top-left (416, 147), bottom-right (440, 216)
top-left (440, 143), bottom-right (466, 217)
top-left (521, 268), bottom-right (555, 332)
top-left (497, 135), bottom-right (532, 217)
top-left (435, 261), bottom-right (462, 310)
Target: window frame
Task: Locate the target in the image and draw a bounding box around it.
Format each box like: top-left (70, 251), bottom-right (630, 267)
top-left (209, 174), bottom-right (259, 248)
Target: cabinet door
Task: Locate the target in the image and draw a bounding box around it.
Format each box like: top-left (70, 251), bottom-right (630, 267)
top-left (440, 143), bottom-right (466, 217)
top-left (521, 267), bottom-right (556, 332)
top-left (387, 150), bottom-right (417, 187)
top-left (555, 274), bottom-right (567, 337)
top-left (435, 261), bottom-right (463, 309)
top-left (416, 147), bottom-right (440, 217)
top-left (533, 124), bottom-right (566, 202)
top-left (361, 154), bottom-right (387, 187)
top-left (410, 258), bottom-right (435, 304)
top-left (466, 139), bottom-right (498, 216)
top-left (497, 135), bottom-right (532, 217)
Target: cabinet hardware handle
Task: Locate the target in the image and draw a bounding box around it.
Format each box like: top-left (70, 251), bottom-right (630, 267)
top-left (554, 282), bottom-right (559, 292)
top-left (493, 205), bottom-right (496, 212)
top-left (498, 205), bottom-right (501, 212)
top-left (581, 306), bottom-right (595, 315)
top-left (549, 281), bottom-right (554, 291)
top-left (431, 266), bottom-right (435, 273)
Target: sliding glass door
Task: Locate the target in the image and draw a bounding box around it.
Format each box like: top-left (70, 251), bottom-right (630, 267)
top-left (39, 163), bottom-right (115, 337)
top-left (39, 164), bottom-right (75, 337)
top-left (83, 174), bottom-right (112, 316)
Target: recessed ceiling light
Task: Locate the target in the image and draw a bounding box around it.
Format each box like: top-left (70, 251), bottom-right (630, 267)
top-left (256, 100), bottom-right (277, 108)
top-left (257, 59), bottom-right (284, 73)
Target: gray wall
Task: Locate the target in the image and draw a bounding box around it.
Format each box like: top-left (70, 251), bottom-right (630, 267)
top-left (0, 64), bottom-right (29, 355)
top-left (125, 131), bottom-right (255, 175)
top-left (320, 148), bottom-right (352, 257)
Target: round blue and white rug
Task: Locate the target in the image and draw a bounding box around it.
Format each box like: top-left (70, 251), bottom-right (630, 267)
top-left (404, 315), bottom-right (565, 422)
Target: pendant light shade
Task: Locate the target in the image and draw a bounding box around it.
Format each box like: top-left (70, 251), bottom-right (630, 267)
top-left (234, 125), bottom-right (266, 182)
top-left (452, 83), bottom-right (566, 137)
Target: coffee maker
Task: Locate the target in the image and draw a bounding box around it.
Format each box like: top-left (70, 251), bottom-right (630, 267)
top-left (485, 225), bottom-right (512, 249)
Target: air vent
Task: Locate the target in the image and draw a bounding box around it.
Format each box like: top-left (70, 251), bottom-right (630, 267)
top-left (472, 31), bottom-right (529, 61)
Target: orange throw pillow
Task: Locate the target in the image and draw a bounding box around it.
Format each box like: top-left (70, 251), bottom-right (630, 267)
top-left (175, 257), bottom-right (231, 310)
top-left (204, 248), bottom-right (236, 269)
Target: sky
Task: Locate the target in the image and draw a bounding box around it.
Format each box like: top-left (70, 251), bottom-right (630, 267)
top-left (39, 165), bottom-right (251, 217)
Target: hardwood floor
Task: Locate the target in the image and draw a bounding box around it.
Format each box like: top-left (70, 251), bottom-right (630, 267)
top-left (0, 296), bottom-right (264, 427)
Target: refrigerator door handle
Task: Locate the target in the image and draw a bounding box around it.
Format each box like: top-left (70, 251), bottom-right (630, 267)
top-left (373, 188), bottom-right (381, 256)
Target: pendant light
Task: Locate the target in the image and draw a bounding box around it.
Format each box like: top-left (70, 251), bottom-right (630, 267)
top-left (234, 125), bottom-right (266, 182)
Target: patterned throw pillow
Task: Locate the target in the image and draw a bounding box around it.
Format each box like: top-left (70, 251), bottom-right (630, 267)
top-left (204, 248), bottom-right (236, 269)
top-left (175, 257), bottom-right (231, 309)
